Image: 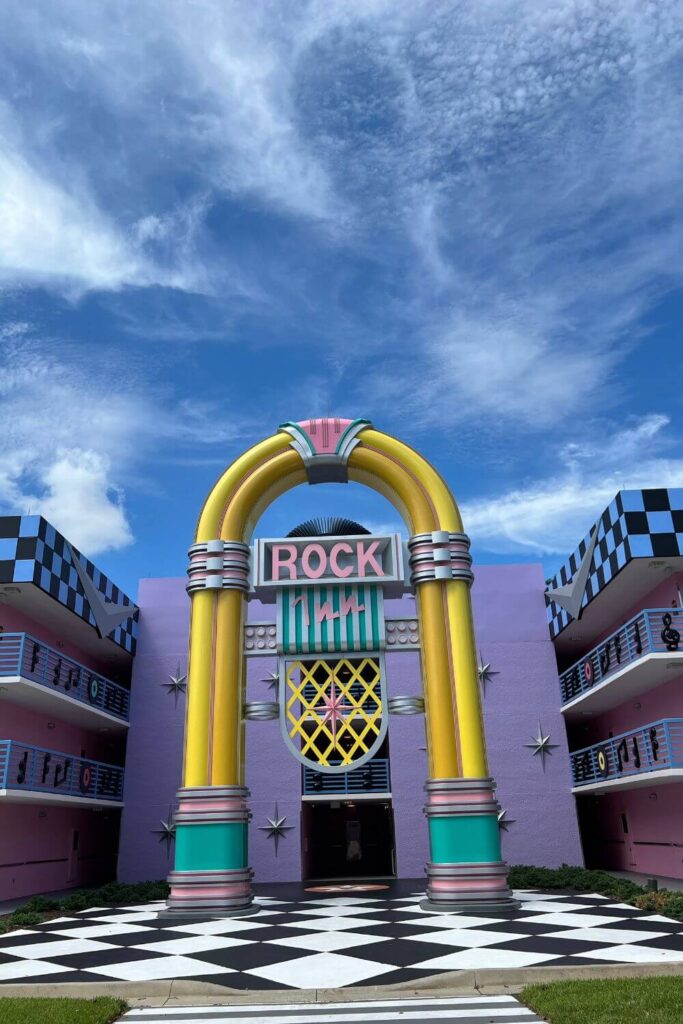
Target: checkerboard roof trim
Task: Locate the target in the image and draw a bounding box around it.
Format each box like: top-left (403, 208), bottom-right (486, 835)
top-left (0, 515), bottom-right (138, 655)
top-left (545, 489), bottom-right (683, 640)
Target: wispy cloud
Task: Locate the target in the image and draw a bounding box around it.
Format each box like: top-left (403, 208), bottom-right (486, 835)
top-left (463, 415), bottom-right (683, 559)
top-left (0, 1), bottom-right (682, 437)
top-left (0, 327), bottom-right (248, 554)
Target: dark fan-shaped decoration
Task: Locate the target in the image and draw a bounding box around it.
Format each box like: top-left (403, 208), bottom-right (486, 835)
top-left (287, 516), bottom-right (370, 538)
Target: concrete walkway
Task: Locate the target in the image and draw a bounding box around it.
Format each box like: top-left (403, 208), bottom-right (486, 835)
top-left (118, 993), bottom-right (542, 1022)
top-left (608, 871), bottom-right (683, 892)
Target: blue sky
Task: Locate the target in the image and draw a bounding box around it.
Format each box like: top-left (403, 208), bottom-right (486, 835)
top-left (1, 1), bottom-right (682, 600)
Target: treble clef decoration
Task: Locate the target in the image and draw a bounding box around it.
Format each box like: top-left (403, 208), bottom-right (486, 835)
top-left (661, 613), bottom-right (681, 652)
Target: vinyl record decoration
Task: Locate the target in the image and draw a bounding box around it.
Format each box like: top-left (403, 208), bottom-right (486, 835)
top-left (79, 763), bottom-right (94, 794)
top-left (87, 675), bottom-right (100, 704)
top-left (583, 657), bottom-right (594, 686)
top-left (596, 746), bottom-right (610, 778)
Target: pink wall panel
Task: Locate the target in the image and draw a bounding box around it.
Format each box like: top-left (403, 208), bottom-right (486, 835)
top-left (578, 782), bottom-right (683, 878)
top-left (592, 572), bottom-right (683, 648)
top-left (572, 673), bottom-right (683, 750)
top-left (0, 802), bottom-right (120, 901)
top-left (0, 604), bottom-right (123, 679)
top-left (1, 703), bottom-right (124, 764)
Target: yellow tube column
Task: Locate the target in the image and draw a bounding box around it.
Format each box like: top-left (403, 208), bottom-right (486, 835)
top-left (167, 435), bottom-right (294, 916)
top-left (355, 430), bottom-right (515, 912)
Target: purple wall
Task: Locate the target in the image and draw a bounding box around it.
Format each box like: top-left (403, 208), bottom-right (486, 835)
top-left (117, 579), bottom-right (187, 884)
top-left (473, 565), bottom-right (582, 868)
top-left (118, 563), bottom-right (583, 884)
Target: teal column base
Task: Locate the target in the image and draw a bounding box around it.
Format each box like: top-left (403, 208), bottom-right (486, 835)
top-left (165, 785), bottom-right (255, 917)
top-left (422, 778), bottom-right (518, 914)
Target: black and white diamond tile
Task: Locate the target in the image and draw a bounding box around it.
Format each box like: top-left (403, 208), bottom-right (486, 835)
top-left (0, 886), bottom-right (682, 989)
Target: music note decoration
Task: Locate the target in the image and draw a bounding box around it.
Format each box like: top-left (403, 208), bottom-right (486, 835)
top-left (661, 613), bottom-right (681, 652)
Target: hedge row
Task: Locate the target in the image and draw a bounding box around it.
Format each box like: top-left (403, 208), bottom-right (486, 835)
top-left (508, 864), bottom-right (683, 920)
top-left (0, 880), bottom-right (170, 935)
top-left (1, 867), bottom-right (682, 934)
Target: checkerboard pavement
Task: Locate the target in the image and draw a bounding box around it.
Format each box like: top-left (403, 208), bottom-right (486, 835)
top-left (1, 884), bottom-right (683, 990)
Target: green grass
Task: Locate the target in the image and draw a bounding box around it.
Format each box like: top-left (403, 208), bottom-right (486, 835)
top-left (0, 997), bottom-right (125, 1024)
top-left (521, 977), bottom-right (683, 1024)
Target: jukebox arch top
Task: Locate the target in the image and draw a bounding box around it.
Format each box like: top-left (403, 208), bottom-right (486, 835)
top-left (168, 418), bottom-right (516, 915)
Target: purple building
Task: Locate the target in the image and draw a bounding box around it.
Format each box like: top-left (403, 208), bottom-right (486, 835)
top-left (117, 553), bottom-right (582, 886)
top-left (2, 485), bottom-right (682, 902)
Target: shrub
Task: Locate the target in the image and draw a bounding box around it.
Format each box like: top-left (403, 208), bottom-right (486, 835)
top-left (5, 911), bottom-right (43, 927)
top-left (60, 893), bottom-right (91, 912)
top-left (24, 896), bottom-right (60, 913)
top-left (634, 890), bottom-right (683, 920)
top-left (508, 864), bottom-right (643, 901)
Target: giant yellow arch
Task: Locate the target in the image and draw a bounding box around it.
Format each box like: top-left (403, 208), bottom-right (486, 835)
top-left (167, 420), bottom-right (514, 915)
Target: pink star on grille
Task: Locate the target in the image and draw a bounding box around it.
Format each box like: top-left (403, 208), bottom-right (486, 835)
top-left (320, 681), bottom-right (355, 742)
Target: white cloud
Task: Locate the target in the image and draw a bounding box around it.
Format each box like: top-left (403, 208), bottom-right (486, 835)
top-left (0, 331), bottom-right (247, 555)
top-left (0, 0), bottom-right (681, 434)
top-left (463, 415), bottom-right (683, 557)
top-left (0, 142), bottom-right (143, 293)
top-left (389, 302), bottom-right (621, 427)
top-left (0, 103), bottom-right (209, 296)
top-left (33, 450), bottom-right (133, 554)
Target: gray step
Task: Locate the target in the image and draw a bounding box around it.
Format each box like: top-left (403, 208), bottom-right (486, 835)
top-left (121, 994), bottom-right (541, 1023)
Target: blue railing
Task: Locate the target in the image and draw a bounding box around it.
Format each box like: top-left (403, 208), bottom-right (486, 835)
top-left (0, 632), bottom-right (130, 721)
top-left (571, 718), bottom-right (683, 787)
top-left (0, 740), bottom-right (124, 802)
top-left (303, 757), bottom-right (391, 796)
top-left (559, 607), bottom-right (683, 706)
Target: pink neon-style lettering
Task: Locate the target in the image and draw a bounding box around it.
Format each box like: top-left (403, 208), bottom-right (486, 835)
top-left (356, 539), bottom-right (384, 577)
top-left (301, 543), bottom-right (327, 579)
top-left (315, 600), bottom-right (341, 624)
top-left (291, 593), bottom-right (310, 628)
top-left (271, 544), bottom-right (298, 580)
top-left (340, 593), bottom-right (366, 616)
top-left (329, 541), bottom-right (354, 578)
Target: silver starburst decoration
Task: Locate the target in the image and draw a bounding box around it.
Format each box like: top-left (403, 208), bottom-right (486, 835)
top-left (261, 670), bottom-right (279, 693)
top-left (478, 653), bottom-right (500, 694)
top-left (162, 664), bottom-right (187, 707)
top-left (525, 721), bottom-right (559, 771)
top-left (258, 802), bottom-right (294, 855)
top-left (497, 808), bottom-right (516, 832)
top-left (152, 806), bottom-right (176, 855)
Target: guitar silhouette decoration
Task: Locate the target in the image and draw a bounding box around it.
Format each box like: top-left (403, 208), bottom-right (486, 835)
top-left (67, 545), bottom-right (134, 640)
top-left (545, 525), bottom-right (598, 622)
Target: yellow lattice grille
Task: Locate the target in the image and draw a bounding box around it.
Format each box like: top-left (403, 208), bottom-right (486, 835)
top-left (285, 658), bottom-right (382, 767)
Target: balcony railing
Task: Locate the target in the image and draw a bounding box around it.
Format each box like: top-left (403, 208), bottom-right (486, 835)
top-left (571, 718), bottom-right (683, 788)
top-left (303, 758), bottom-right (391, 796)
top-left (0, 632), bottom-right (130, 721)
top-left (559, 608), bottom-right (683, 706)
top-left (0, 740), bottom-right (124, 802)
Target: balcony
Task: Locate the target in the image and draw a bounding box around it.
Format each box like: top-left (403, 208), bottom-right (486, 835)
top-left (571, 718), bottom-right (683, 794)
top-left (303, 758), bottom-right (391, 799)
top-left (559, 608), bottom-right (683, 717)
top-left (0, 740), bottom-right (124, 807)
top-left (0, 633), bottom-right (130, 731)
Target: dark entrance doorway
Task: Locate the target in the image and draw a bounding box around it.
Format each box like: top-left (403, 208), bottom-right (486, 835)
top-left (302, 800), bottom-right (396, 881)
